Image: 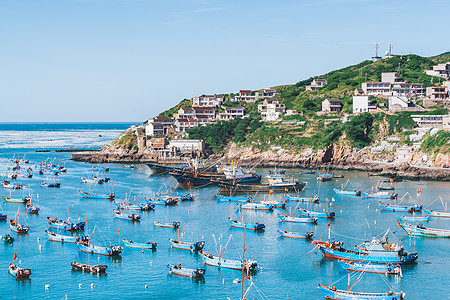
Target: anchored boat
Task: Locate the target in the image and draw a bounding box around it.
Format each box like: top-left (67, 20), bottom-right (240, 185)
top-left (284, 194), bottom-right (319, 203)
top-left (298, 207), bottom-right (335, 219)
top-left (76, 237), bottom-right (123, 256)
top-left (9, 263), bottom-right (31, 279)
top-left (113, 209), bottom-right (140, 221)
top-left (153, 221), bottom-right (180, 229)
top-left (277, 213), bottom-right (318, 224)
top-left (79, 190), bottom-right (115, 200)
top-left (228, 217), bottom-right (265, 231)
top-left (362, 191), bottom-right (397, 199)
top-left (122, 239), bottom-right (157, 249)
top-left (317, 284), bottom-right (405, 300)
top-left (199, 250), bottom-right (258, 271)
top-left (239, 202), bottom-right (273, 211)
top-left (339, 260), bottom-right (401, 275)
top-left (379, 201), bottom-right (422, 213)
top-left (423, 208), bottom-right (450, 218)
top-left (168, 264), bottom-right (205, 278)
top-left (278, 230), bottom-right (313, 239)
top-left (399, 223), bottom-right (450, 238)
top-left (216, 194), bottom-right (251, 202)
top-left (47, 217), bottom-right (85, 231)
top-left (71, 262), bottom-right (107, 274)
top-left (170, 239), bottom-right (205, 251)
top-left (44, 230), bottom-right (85, 244)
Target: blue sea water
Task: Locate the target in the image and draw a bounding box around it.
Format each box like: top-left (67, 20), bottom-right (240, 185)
top-left (0, 124), bottom-right (449, 299)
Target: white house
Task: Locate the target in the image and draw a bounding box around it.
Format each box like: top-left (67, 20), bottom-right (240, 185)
top-left (321, 98), bottom-right (341, 112)
top-left (233, 90), bottom-right (256, 102)
top-left (425, 62), bottom-right (450, 79)
top-left (145, 116), bottom-right (175, 136)
top-left (353, 95), bottom-right (377, 114)
top-left (168, 139), bottom-right (205, 152)
top-left (175, 118), bottom-right (198, 132)
top-left (306, 79), bottom-right (327, 91)
top-left (388, 96), bottom-right (415, 110)
top-left (397, 145), bottom-right (414, 163)
top-left (218, 107), bottom-right (245, 120)
top-left (258, 99), bottom-right (286, 121)
top-left (362, 82), bottom-right (391, 95)
top-left (192, 95), bottom-right (224, 107)
top-left (411, 114), bottom-right (450, 129)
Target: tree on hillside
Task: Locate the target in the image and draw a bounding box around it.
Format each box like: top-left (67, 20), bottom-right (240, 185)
top-left (345, 113), bottom-right (374, 147)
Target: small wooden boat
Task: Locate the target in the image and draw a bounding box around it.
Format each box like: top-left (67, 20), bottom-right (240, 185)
top-left (339, 260), bottom-right (401, 275)
top-left (113, 209), bottom-right (140, 221)
top-left (317, 173), bottom-right (333, 181)
top-left (44, 230), bottom-right (85, 244)
top-left (216, 194), bottom-right (251, 202)
top-left (47, 217), bottom-right (85, 231)
top-left (9, 263), bottom-right (31, 278)
top-left (145, 197), bottom-right (177, 206)
top-left (259, 200), bottom-right (286, 209)
top-left (78, 191), bottom-right (115, 200)
top-left (379, 202), bottom-right (422, 213)
top-left (122, 239), bottom-right (157, 249)
top-left (299, 170), bottom-right (315, 174)
top-left (0, 213), bottom-right (7, 220)
top-left (2, 196), bottom-right (28, 203)
top-left (10, 219), bottom-right (29, 233)
top-left (153, 221), bottom-right (180, 229)
top-left (2, 180), bottom-right (23, 189)
top-left (277, 213), bottom-right (317, 224)
top-left (361, 191), bottom-right (397, 199)
top-left (26, 202), bottom-right (39, 214)
top-left (180, 193), bottom-right (195, 201)
top-left (400, 223), bottom-right (450, 238)
top-left (71, 262), bottom-right (107, 274)
top-left (170, 239), bottom-right (205, 251)
top-left (396, 215), bottom-right (429, 222)
top-left (40, 181), bottom-right (60, 188)
top-left (269, 169), bottom-right (286, 175)
top-left (423, 208), bottom-right (450, 218)
top-left (114, 200), bottom-right (154, 211)
top-left (168, 264), bottom-right (205, 278)
top-left (317, 284), bottom-right (405, 300)
top-left (239, 202), bottom-right (273, 211)
top-left (284, 194), bottom-right (319, 203)
top-left (298, 208), bottom-right (335, 219)
top-left (198, 250), bottom-right (258, 271)
top-left (228, 217), bottom-right (265, 231)
top-left (76, 238), bottom-right (123, 256)
top-left (278, 230), bottom-right (313, 239)
top-left (4, 234), bottom-right (14, 243)
top-left (333, 188), bottom-right (361, 196)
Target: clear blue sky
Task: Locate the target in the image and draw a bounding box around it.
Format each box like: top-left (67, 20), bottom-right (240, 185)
top-left (1, 0), bottom-right (449, 122)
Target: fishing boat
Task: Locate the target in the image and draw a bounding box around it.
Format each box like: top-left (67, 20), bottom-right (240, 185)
top-left (78, 190), bottom-right (115, 200)
top-left (153, 221), bottom-right (180, 229)
top-left (221, 164), bottom-right (262, 184)
top-left (10, 218), bottom-right (29, 234)
top-left (399, 223), bottom-right (450, 238)
top-left (218, 181), bottom-right (306, 193)
top-left (124, 164), bottom-right (135, 169)
top-left (228, 217), bottom-right (265, 230)
top-left (4, 234), bottom-right (14, 243)
top-left (76, 237), bottom-right (123, 256)
top-left (284, 194), bottom-right (319, 203)
top-left (361, 191), bottom-right (397, 199)
top-left (122, 239), bottom-right (157, 249)
top-left (199, 250), bottom-right (258, 271)
top-left (44, 230), bottom-right (85, 244)
top-left (2, 180), bottom-right (23, 189)
top-left (47, 217), bottom-right (85, 231)
top-left (317, 172), bottom-right (333, 182)
top-left (113, 209), bottom-right (141, 221)
top-left (114, 200), bottom-right (154, 211)
top-left (2, 195), bottom-right (28, 203)
top-left (298, 207), bottom-right (335, 219)
top-left (145, 197), bottom-right (177, 206)
top-left (333, 181), bottom-right (361, 196)
top-left (277, 213), bottom-right (318, 223)
top-left (379, 201), bottom-right (422, 213)
top-left (9, 263), bottom-right (31, 279)
top-left (26, 202), bottom-right (39, 214)
top-left (317, 284), bottom-right (405, 300)
top-left (71, 262), bottom-right (107, 274)
top-left (259, 200), bottom-right (286, 208)
top-left (168, 264), bottom-right (206, 278)
top-left (239, 202), bottom-right (273, 211)
top-left (299, 170), bottom-right (315, 174)
top-left (278, 230), bottom-right (313, 239)
top-left (423, 208), bottom-right (450, 218)
top-left (180, 193), bottom-right (195, 201)
top-left (396, 215), bottom-right (429, 222)
top-left (216, 194), bottom-right (251, 202)
top-left (40, 180), bottom-right (60, 188)
top-left (170, 239), bottom-right (205, 251)
top-left (314, 230), bottom-right (418, 264)
top-left (339, 260), bottom-right (401, 275)
top-left (0, 213), bottom-right (7, 220)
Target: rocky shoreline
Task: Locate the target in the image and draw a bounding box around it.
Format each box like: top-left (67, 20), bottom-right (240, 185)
top-left (70, 143), bottom-right (450, 181)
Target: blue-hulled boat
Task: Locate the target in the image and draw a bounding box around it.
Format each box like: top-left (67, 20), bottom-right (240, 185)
top-left (228, 217), bottom-right (265, 230)
top-left (41, 180), bottom-right (60, 188)
top-left (153, 221), bottom-right (180, 229)
top-left (379, 201), bottom-right (422, 213)
top-left (239, 202), bottom-right (273, 211)
top-left (284, 194), bottom-right (319, 203)
top-left (198, 250), bottom-right (258, 271)
top-left (47, 217), bottom-right (85, 231)
top-left (71, 262), bottom-right (107, 274)
top-left (317, 284), bottom-right (405, 300)
top-left (79, 190), bottom-right (115, 200)
top-left (114, 200), bottom-right (154, 211)
top-left (26, 203), bottom-right (39, 214)
top-left (44, 230), bottom-right (85, 244)
top-left (9, 263), bottom-right (31, 279)
top-left (396, 215), bottom-right (429, 222)
top-left (277, 213), bottom-right (318, 223)
top-left (269, 169), bottom-right (286, 175)
top-left (0, 213), bottom-right (7, 220)
top-left (113, 209), bottom-right (140, 221)
top-left (10, 219), bottom-right (29, 233)
top-left (278, 230), bottom-right (313, 239)
top-left (423, 208), bottom-right (450, 218)
top-left (122, 239), bottom-right (157, 249)
top-left (339, 260), bottom-right (401, 275)
top-left (314, 233), bottom-right (418, 264)
top-left (168, 264), bottom-right (206, 278)
top-left (216, 194), bottom-right (251, 202)
top-left (145, 197), bottom-right (177, 206)
top-left (333, 188), bottom-right (361, 196)
top-left (361, 191), bottom-right (397, 199)
top-left (259, 200), bottom-right (286, 209)
top-left (299, 170), bottom-right (315, 174)
top-left (76, 237), bottom-right (123, 256)
top-left (399, 223), bottom-right (450, 238)
top-left (169, 239), bottom-right (205, 251)
top-left (298, 207), bottom-right (335, 219)
top-left (317, 173), bottom-right (333, 181)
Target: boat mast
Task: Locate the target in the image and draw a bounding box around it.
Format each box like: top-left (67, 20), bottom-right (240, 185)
top-left (240, 225), bottom-right (247, 299)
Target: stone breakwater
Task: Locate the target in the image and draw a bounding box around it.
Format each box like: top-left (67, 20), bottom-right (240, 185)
top-left (71, 143), bottom-right (450, 181)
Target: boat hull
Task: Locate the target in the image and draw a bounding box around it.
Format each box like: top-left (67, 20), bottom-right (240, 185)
top-left (317, 284), bottom-right (404, 300)
top-left (123, 239), bottom-right (157, 249)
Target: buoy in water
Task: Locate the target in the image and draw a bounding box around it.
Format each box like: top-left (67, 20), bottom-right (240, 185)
top-left (233, 278), bottom-right (241, 284)
top-left (79, 284), bottom-right (82, 288)
top-left (145, 285), bottom-right (148, 289)
top-left (45, 284), bottom-right (50, 290)
top-left (223, 279), bottom-right (225, 284)
top-left (150, 262), bottom-right (152, 265)
top-left (39, 245), bottom-right (42, 251)
top-left (91, 283), bottom-right (94, 289)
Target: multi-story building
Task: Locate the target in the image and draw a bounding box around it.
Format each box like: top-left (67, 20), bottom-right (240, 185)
top-left (258, 99), bottom-right (286, 121)
top-left (145, 116), bottom-right (175, 136)
top-left (175, 107), bottom-right (195, 119)
top-left (218, 107), bottom-right (245, 120)
top-left (353, 95), bottom-right (377, 114)
top-left (391, 82), bottom-right (424, 97)
top-left (381, 72), bottom-right (403, 84)
top-left (425, 62), bottom-right (450, 79)
top-left (426, 85), bottom-right (448, 100)
top-left (149, 138), bottom-right (168, 150)
top-left (411, 114), bottom-right (450, 129)
top-left (362, 82), bottom-right (391, 95)
top-left (256, 88), bottom-right (277, 99)
top-left (192, 95), bottom-right (224, 107)
top-left (192, 107), bottom-right (216, 120)
top-left (175, 118), bottom-right (198, 132)
top-left (233, 90), bottom-right (256, 102)
top-left (321, 98), bottom-right (342, 112)
top-left (168, 139), bottom-right (205, 152)
top-left (306, 79), bottom-right (327, 91)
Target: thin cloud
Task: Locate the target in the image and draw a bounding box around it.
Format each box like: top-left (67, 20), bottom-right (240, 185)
top-left (189, 6), bottom-right (229, 13)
